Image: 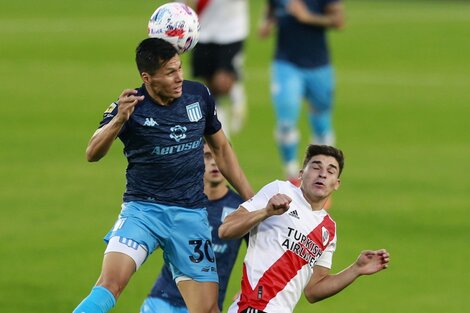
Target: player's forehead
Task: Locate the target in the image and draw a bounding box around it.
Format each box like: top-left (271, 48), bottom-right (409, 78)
top-left (203, 143), bottom-right (211, 154)
top-left (160, 55), bottom-right (181, 70)
top-left (308, 154), bottom-right (339, 168)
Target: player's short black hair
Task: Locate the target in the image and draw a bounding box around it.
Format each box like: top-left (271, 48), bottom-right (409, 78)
top-left (302, 145), bottom-right (345, 177)
top-left (135, 38), bottom-right (178, 75)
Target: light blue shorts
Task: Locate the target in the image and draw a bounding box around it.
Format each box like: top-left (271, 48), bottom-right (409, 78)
top-left (104, 201), bottom-right (218, 283)
top-left (271, 60), bottom-right (335, 120)
top-left (140, 297), bottom-right (188, 313)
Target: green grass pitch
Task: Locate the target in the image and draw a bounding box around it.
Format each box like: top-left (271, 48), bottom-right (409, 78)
top-left (0, 0), bottom-right (469, 312)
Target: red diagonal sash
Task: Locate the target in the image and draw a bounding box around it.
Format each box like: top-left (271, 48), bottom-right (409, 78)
top-left (237, 215), bottom-right (335, 312)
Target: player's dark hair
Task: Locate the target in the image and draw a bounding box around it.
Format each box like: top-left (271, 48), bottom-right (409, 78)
top-left (135, 38), bottom-right (178, 75)
top-left (302, 145), bottom-right (345, 177)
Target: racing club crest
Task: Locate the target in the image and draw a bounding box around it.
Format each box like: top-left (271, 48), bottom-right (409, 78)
top-left (186, 102), bottom-right (202, 122)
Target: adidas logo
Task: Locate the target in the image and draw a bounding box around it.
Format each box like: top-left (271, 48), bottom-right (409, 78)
top-left (144, 117), bottom-right (159, 127)
top-left (288, 210), bottom-right (300, 219)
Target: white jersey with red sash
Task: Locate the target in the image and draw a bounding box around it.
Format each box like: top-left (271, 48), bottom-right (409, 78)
top-left (227, 180), bottom-right (337, 313)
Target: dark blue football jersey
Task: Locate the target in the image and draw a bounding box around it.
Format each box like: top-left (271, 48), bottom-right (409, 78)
top-left (269, 0), bottom-right (340, 68)
top-left (98, 80), bottom-right (221, 208)
top-left (147, 188), bottom-right (246, 310)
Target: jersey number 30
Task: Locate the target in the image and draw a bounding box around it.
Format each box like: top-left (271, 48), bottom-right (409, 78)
top-left (188, 239), bottom-right (215, 263)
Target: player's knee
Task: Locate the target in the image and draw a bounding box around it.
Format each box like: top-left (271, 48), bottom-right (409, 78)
top-left (311, 96), bottom-right (333, 112)
top-left (210, 72), bottom-right (235, 95)
top-left (276, 122), bottom-right (299, 145)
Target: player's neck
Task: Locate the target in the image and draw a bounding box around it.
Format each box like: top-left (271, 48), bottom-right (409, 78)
top-left (145, 86), bottom-right (174, 106)
top-left (205, 183), bottom-right (229, 201)
top-left (301, 189), bottom-right (329, 211)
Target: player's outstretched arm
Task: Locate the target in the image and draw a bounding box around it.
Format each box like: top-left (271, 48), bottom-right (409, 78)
top-left (304, 249), bottom-right (390, 303)
top-left (86, 89), bottom-right (144, 162)
top-left (219, 194), bottom-right (292, 239)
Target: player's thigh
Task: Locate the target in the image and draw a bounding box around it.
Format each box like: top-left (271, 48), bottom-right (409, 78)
top-left (104, 201), bottom-right (170, 269)
top-left (141, 297), bottom-right (189, 313)
top-left (177, 280), bottom-right (219, 313)
top-left (271, 60), bottom-right (304, 122)
top-left (304, 65), bottom-right (335, 112)
top-left (164, 207), bottom-right (218, 283)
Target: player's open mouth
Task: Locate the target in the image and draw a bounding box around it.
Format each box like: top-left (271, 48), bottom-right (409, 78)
top-left (174, 85), bottom-right (182, 93)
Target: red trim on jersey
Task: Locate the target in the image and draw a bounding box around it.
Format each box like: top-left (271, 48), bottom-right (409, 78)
top-left (237, 215), bottom-right (336, 312)
top-left (196, 0), bottom-right (211, 15)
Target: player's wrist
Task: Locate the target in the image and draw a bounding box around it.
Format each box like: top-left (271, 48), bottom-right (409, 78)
top-left (113, 114), bottom-right (128, 125)
top-left (349, 262), bottom-right (363, 277)
top-left (260, 207), bottom-right (271, 220)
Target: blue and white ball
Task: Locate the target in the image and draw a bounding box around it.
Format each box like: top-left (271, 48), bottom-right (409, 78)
top-left (148, 2), bottom-right (200, 54)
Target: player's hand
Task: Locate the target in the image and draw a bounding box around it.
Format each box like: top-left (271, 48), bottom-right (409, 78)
top-left (266, 193), bottom-right (292, 217)
top-left (258, 19), bottom-right (274, 38)
top-left (287, 0), bottom-right (311, 23)
top-left (354, 249), bottom-right (390, 275)
top-left (115, 89), bottom-right (144, 124)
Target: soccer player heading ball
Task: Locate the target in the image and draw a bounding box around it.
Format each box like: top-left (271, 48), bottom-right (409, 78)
top-left (73, 37), bottom-right (252, 313)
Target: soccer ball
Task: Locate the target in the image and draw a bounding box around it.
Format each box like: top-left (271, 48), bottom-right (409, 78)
top-left (148, 2), bottom-right (200, 54)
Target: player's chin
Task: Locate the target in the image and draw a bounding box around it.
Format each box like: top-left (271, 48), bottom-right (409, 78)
top-left (173, 89), bottom-right (183, 98)
top-left (312, 189), bottom-right (331, 200)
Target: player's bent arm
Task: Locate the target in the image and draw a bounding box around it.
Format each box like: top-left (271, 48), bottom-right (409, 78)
top-left (86, 118), bottom-right (125, 162)
top-left (303, 264), bottom-right (359, 303)
top-left (205, 130), bottom-right (254, 200)
top-left (304, 249), bottom-right (390, 303)
top-left (218, 206), bottom-right (268, 240)
top-left (86, 89), bottom-right (143, 162)
top-left (219, 193), bottom-right (292, 239)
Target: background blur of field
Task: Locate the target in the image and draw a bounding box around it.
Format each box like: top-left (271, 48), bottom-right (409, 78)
top-left (1, 0), bottom-right (469, 312)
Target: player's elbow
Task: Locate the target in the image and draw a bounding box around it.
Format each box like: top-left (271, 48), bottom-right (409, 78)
top-left (305, 295), bottom-right (320, 304)
top-left (218, 224), bottom-right (238, 240)
top-left (336, 20), bottom-right (345, 30)
top-left (86, 147), bottom-right (102, 162)
top-left (304, 291), bottom-right (322, 304)
top-left (218, 224), bottom-right (231, 240)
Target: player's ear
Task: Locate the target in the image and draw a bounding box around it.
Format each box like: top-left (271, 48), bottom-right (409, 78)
top-left (141, 72), bottom-right (150, 84)
top-left (333, 179), bottom-right (341, 190)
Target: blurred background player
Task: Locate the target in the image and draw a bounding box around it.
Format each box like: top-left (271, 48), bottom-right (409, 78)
top-left (187, 0), bottom-right (249, 136)
top-left (258, 0), bottom-right (345, 184)
top-left (140, 142), bottom-right (247, 313)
